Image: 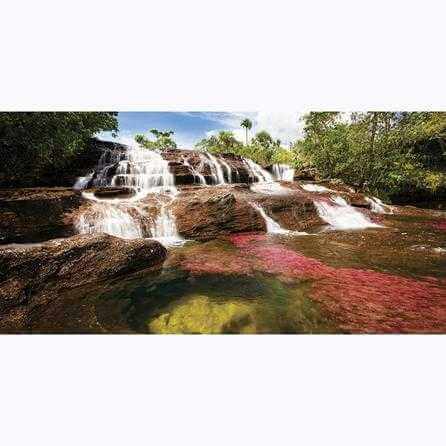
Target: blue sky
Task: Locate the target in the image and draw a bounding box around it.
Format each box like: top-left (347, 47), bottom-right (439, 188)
top-left (99, 112), bottom-right (303, 148)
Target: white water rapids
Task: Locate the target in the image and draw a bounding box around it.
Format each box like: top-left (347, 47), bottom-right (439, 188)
top-left (250, 202), bottom-right (289, 234)
top-left (314, 196), bottom-right (382, 230)
top-left (245, 159), bottom-right (292, 195)
top-left (272, 164), bottom-right (295, 181)
top-left (366, 196), bottom-right (393, 214)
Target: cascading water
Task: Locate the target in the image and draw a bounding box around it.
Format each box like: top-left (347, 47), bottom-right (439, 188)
top-left (272, 164), bottom-right (295, 181)
top-left (74, 172), bottom-right (94, 190)
top-left (205, 153), bottom-right (226, 185)
top-left (250, 203), bottom-right (289, 234)
top-left (243, 158), bottom-right (273, 183)
top-left (218, 157), bottom-right (233, 183)
top-left (75, 144), bottom-right (183, 246)
top-left (301, 184), bottom-right (333, 193)
top-left (314, 196), bottom-right (382, 230)
top-left (244, 158), bottom-right (289, 195)
top-left (366, 196), bottom-right (393, 214)
top-left (75, 193), bottom-right (144, 240)
top-left (182, 156), bottom-right (206, 185)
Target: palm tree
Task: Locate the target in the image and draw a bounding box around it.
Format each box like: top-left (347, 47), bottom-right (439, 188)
top-left (240, 118), bottom-right (253, 145)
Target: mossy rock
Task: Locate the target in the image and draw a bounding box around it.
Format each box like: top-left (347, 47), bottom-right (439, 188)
top-left (147, 295), bottom-right (256, 334)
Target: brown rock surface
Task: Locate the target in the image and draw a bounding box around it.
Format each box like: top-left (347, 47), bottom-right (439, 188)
top-left (0, 234), bottom-right (167, 329)
top-left (161, 149), bottom-right (253, 185)
top-left (171, 183), bottom-right (323, 239)
top-left (0, 187), bottom-right (82, 244)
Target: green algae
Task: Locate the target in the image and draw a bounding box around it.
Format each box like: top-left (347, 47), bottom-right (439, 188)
top-left (148, 295), bottom-right (256, 334)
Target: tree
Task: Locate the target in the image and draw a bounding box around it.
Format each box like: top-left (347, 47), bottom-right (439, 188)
top-left (135, 129), bottom-right (177, 151)
top-left (240, 118), bottom-right (253, 145)
top-left (295, 111), bottom-right (446, 199)
top-left (195, 131), bottom-right (242, 154)
top-left (0, 112), bottom-right (118, 186)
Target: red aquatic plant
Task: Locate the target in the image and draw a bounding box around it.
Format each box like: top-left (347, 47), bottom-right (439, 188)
top-left (228, 233), bottom-right (446, 333)
top-left (428, 220), bottom-right (446, 231)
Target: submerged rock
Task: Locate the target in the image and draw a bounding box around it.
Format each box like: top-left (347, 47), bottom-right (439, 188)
top-left (148, 295), bottom-right (255, 334)
top-left (0, 234), bottom-right (167, 328)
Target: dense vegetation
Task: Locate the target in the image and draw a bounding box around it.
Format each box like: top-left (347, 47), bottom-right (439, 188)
top-left (195, 129), bottom-right (295, 166)
top-left (0, 112), bottom-right (118, 186)
top-left (296, 112), bottom-right (446, 199)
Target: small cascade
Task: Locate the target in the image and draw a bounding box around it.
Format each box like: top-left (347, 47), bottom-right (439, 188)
top-left (366, 196), bottom-right (393, 214)
top-left (76, 144), bottom-right (183, 246)
top-left (106, 147), bottom-right (177, 193)
top-left (243, 158), bottom-right (274, 183)
top-left (218, 157), bottom-right (233, 183)
top-left (314, 196), bottom-right (382, 230)
top-left (73, 172), bottom-right (93, 190)
top-left (150, 198), bottom-right (183, 245)
top-left (75, 198), bottom-right (143, 239)
top-left (250, 202), bottom-right (290, 234)
top-left (243, 158), bottom-right (290, 195)
top-left (301, 184), bottom-right (333, 193)
top-left (205, 153), bottom-right (226, 185)
top-left (182, 156), bottom-right (206, 185)
top-left (272, 164), bottom-right (295, 181)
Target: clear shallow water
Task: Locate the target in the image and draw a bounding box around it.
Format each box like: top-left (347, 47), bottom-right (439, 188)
top-left (26, 214), bottom-right (446, 334)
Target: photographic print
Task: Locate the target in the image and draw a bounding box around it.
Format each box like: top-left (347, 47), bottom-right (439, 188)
top-left (1, 111), bottom-right (445, 334)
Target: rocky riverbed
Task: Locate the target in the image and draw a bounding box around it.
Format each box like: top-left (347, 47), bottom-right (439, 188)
top-left (0, 143), bottom-right (445, 333)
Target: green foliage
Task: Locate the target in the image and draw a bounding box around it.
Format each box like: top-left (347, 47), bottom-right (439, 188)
top-left (135, 128), bottom-right (177, 151)
top-left (296, 112), bottom-right (446, 197)
top-left (195, 131), bottom-right (243, 154)
top-left (0, 112), bottom-right (118, 186)
top-left (195, 129), bottom-right (295, 166)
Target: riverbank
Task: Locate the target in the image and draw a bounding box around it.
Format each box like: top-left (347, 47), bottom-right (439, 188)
top-left (0, 144), bottom-right (445, 333)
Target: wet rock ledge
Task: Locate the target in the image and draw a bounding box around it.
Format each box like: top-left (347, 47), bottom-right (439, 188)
top-left (0, 234), bottom-right (167, 330)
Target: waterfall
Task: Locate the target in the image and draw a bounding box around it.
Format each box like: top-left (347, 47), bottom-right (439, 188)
top-left (250, 202), bottom-right (289, 234)
top-left (73, 172), bottom-right (93, 190)
top-left (182, 156), bottom-right (206, 185)
top-left (243, 158), bottom-right (273, 183)
top-left (76, 144), bottom-right (183, 246)
top-left (301, 184), bottom-right (333, 193)
top-left (106, 147), bottom-right (177, 193)
top-left (150, 198), bottom-right (182, 245)
top-left (75, 198), bottom-right (144, 240)
top-left (218, 157), bottom-right (233, 183)
top-left (205, 153), bottom-right (226, 185)
top-left (242, 158), bottom-right (290, 194)
top-left (314, 196), bottom-right (382, 230)
top-left (272, 164), bottom-right (295, 181)
top-left (366, 196), bottom-right (393, 214)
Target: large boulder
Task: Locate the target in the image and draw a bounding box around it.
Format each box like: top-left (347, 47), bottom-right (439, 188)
top-left (0, 187), bottom-right (82, 244)
top-left (171, 186), bottom-right (264, 240)
top-left (0, 234), bottom-right (167, 326)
